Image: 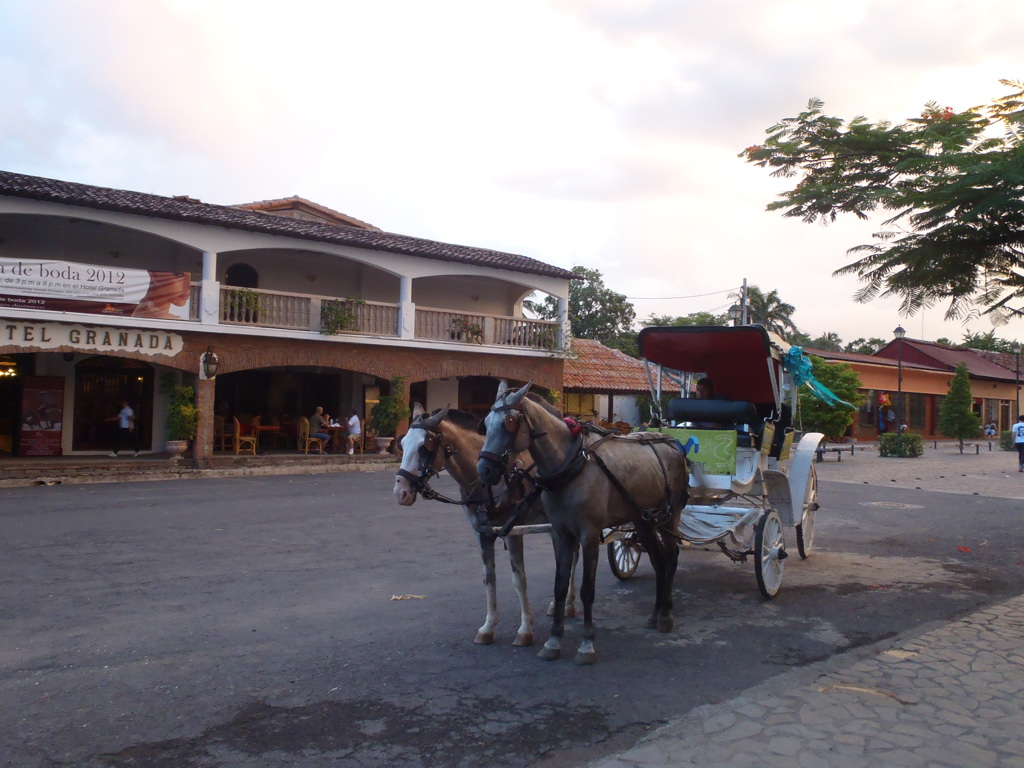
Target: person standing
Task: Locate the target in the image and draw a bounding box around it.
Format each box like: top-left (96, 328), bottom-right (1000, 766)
top-left (1014, 415), bottom-right (1024, 472)
top-left (346, 409), bottom-right (361, 455)
top-left (107, 400), bottom-right (138, 457)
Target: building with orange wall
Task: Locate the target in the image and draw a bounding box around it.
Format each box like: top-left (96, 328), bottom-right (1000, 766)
top-left (807, 339), bottom-right (1020, 441)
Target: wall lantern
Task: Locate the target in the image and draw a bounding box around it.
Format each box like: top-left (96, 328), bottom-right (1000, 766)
top-left (201, 346), bottom-right (220, 379)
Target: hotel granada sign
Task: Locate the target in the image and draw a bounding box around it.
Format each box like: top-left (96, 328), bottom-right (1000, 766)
top-left (2, 321), bottom-right (184, 357)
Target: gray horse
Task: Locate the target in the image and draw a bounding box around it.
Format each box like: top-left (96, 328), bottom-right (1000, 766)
top-left (476, 382), bottom-right (689, 664)
top-left (394, 403), bottom-right (576, 646)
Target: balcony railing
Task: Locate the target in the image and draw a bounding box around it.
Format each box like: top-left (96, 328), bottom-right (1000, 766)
top-left (416, 307), bottom-right (560, 351)
top-left (179, 286), bottom-right (560, 351)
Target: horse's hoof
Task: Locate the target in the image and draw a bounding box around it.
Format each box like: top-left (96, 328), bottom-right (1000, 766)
top-left (645, 615), bottom-right (658, 630)
top-left (657, 615), bottom-right (674, 633)
top-left (474, 631), bottom-right (495, 645)
top-left (513, 632), bottom-right (534, 647)
top-left (574, 650), bottom-right (597, 665)
top-left (537, 643), bottom-right (561, 661)
top-left (564, 604), bottom-right (577, 619)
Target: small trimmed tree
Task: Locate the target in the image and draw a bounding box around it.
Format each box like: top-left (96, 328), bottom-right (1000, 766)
top-left (797, 356), bottom-right (864, 439)
top-left (938, 362), bottom-right (981, 452)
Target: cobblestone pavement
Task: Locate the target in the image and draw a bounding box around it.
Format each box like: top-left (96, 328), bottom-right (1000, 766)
top-left (585, 443), bottom-right (1024, 768)
top-left (816, 441), bottom-right (1024, 500)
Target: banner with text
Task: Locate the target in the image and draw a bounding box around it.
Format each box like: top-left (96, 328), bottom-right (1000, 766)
top-left (19, 376), bottom-right (65, 457)
top-left (0, 257), bottom-right (191, 320)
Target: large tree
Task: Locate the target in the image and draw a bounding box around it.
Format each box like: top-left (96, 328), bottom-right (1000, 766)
top-left (641, 311), bottom-right (729, 327)
top-left (844, 337), bottom-right (886, 355)
top-left (524, 266), bottom-right (637, 352)
top-left (741, 80), bottom-right (1024, 322)
top-left (737, 285), bottom-right (799, 337)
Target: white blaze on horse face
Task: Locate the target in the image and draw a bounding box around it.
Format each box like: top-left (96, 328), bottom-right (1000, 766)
top-left (394, 428), bottom-right (430, 506)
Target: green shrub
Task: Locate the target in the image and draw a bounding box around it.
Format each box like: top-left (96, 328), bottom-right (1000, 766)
top-left (1000, 430), bottom-right (1014, 451)
top-left (878, 433), bottom-right (923, 458)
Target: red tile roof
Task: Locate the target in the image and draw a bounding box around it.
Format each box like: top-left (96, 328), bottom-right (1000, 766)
top-left (236, 196), bottom-right (380, 230)
top-left (875, 338), bottom-right (1015, 380)
top-left (564, 338), bottom-right (680, 394)
top-left (0, 170), bottom-right (576, 281)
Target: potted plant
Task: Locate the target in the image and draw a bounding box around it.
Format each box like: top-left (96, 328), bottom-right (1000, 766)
top-left (449, 315), bottom-right (484, 343)
top-left (369, 376), bottom-right (410, 454)
top-left (160, 372), bottom-right (197, 459)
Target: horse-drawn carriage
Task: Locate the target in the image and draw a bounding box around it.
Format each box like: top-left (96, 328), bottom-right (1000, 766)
top-left (606, 324), bottom-right (823, 599)
top-left (396, 323), bottom-right (825, 663)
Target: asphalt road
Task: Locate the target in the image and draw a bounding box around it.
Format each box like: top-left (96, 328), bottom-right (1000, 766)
top-left (2, 471), bottom-right (1023, 768)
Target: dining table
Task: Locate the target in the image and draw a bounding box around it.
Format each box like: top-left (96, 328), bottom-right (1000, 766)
top-left (252, 424), bottom-right (282, 453)
top-left (324, 425), bottom-right (347, 453)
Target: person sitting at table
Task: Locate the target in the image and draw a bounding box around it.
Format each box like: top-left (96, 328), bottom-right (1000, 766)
top-left (309, 406), bottom-right (331, 450)
top-left (346, 409), bottom-right (361, 455)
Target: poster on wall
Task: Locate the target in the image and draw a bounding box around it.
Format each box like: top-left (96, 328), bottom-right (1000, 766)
top-left (0, 257), bottom-right (191, 319)
top-left (19, 376), bottom-right (65, 457)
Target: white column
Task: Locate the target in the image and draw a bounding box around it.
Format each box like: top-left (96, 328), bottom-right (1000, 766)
top-left (200, 251), bottom-right (221, 326)
top-left (398, 276), bottom-right (415, 339)
top-left (557, 296), bottom-right (570, 349)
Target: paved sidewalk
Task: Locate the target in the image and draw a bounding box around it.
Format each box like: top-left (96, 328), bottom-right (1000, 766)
top-left (816, 441), bottom-right (1024, 499)
top-left (586, 442), bottom-right (1024, 768)
top-left (588, 594), bottom-right (1024, 768)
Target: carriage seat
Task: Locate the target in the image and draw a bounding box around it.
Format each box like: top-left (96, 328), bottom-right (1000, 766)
top-left (667, 398), bottom-right (758, 429)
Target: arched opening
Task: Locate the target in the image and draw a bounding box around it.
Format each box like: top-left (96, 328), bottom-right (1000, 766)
top-left (225, 263), bottom-right (259, 288)
top-left (73, 357), bottom-right (154, 452)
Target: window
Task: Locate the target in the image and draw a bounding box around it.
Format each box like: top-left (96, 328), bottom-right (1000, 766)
top-left (564, 393), bottom-right (596, 418)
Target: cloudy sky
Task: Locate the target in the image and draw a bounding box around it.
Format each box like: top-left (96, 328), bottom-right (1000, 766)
top-left (2, 0), bottom-right (1021, 346)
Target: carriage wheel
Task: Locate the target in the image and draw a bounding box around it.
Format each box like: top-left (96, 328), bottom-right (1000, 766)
top-left (754, 509), bottom-right (785, 599)
top-left (607, 534), bottom-right (642, 580)
top-left (796, 465), bottom-right (818, 560)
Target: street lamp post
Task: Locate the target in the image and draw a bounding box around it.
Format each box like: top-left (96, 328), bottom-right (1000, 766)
top-left (894, 325), bottom-right (906, 452)
top-left (728, 303), bottom-right (742, 326)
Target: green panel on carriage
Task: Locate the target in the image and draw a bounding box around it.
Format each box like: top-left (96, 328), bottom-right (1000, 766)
top-left (653, 428), bottom-right (737, 475)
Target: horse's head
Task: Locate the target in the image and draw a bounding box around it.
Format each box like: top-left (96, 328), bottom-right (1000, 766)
top-left (477, 380), bottom-right (533, 486)
top-left (393, 403), bottom-right (450, 506)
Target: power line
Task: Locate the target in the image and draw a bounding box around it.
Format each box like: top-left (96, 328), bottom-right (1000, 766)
top-left (626, 286), bottom-right (741, 300)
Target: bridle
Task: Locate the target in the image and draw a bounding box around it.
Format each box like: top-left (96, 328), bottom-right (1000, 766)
top-left (397, 409), bottom-right (539, 536)
top-left (395, 420), bottom-right (459, 502)
top-left (480, 394), bottom-right (588, 492)
top-left (478, 393), bottom-right (547, 469)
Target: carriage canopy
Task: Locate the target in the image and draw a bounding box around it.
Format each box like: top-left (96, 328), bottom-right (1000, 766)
top-left (637, 324), bottom-right (787, 406)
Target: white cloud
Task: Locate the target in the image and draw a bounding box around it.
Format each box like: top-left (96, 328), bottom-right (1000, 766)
top-left (1, 0), bottom-right (1022, 346)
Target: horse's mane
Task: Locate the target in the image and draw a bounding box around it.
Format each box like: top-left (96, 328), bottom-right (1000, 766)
top-left (525, 392), bottom-right (563, 418)
top-left (432, 407), bottom-right (481, 432)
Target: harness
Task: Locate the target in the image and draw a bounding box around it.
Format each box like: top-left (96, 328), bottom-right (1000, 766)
top-left (487, 396), bottom-right (685, 538)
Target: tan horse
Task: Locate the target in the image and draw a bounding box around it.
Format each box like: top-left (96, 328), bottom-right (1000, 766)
top-left (476, 382), bottom-right (689, 664)
top-left (394, 403), bottom-right (576, 646)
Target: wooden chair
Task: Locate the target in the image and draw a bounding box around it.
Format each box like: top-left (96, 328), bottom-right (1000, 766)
top-left (298, 416), bottom-right (327, 455)
top-left (214, 415), bottom-right (232, 451)
top-left (232, 416), bottom-right (257, 456)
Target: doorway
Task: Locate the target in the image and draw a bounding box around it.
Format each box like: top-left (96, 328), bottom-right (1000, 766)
top-left (73, 357), bottom-right (154, 451)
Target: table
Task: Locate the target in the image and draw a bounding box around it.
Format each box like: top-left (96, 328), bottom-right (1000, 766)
top-left (253, 425), bottom-right (281, 453)
top-left (324, 426), bottom-right (347, 453)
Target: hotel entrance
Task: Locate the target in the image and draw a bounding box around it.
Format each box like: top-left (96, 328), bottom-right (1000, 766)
top-left (72, 357), bottom-right (155, 452)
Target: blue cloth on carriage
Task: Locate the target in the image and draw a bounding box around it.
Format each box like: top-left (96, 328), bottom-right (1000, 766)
top-left (784, 347), bottom-right (856, 410)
